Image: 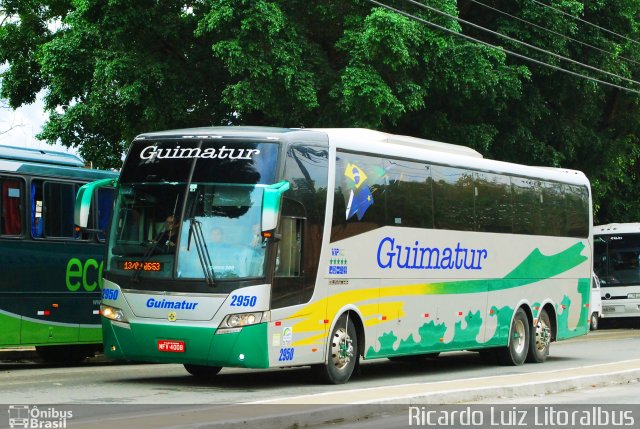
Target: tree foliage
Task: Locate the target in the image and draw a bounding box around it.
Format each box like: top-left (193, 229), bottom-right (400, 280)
top-left (1, 0), bottom-right (640, 222)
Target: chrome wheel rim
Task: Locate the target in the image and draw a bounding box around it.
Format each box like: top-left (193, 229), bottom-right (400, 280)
top-left (330, 326), bottom-right (353, 370)
top-left (513, 319), bottom-right (527, 354)
top-left (535, 317), bottom-right (551, 352)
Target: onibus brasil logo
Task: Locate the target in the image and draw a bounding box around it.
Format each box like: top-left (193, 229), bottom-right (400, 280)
top-left (7, 405), bottom-right (72, 428)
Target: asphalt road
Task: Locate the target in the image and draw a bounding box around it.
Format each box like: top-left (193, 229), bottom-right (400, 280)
top-left (1, 327), bottom-right (639, 428)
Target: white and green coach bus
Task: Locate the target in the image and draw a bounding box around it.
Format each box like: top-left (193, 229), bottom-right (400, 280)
top-left (75, 127), bottom-right (592, 384)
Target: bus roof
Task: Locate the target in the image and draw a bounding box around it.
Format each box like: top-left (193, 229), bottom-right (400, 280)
top-left (0, 146), bottom-right (117, 181)
top-left (132, 126), bottom-right (589, 187)
top-left (317, 128), bottom-right (484, 159)
top-left (594, 223), bottom-right (640, 234)
top-left (0, 144), bottom-right (85, 167)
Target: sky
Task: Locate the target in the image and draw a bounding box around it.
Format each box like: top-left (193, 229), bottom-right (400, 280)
top-left (0, 92), bottom-right (78, 156)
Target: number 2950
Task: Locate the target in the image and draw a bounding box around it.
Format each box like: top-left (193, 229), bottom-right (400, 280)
top-left (230, 295), bottom-right (257, 307)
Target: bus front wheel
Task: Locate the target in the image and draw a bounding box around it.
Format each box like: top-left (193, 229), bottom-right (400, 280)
top-left (497, 308), bottom-right (529, 366)
top-left (313, 314), bottom-right (358, 384)
top-left (183, 364), bottom-right (222, 379)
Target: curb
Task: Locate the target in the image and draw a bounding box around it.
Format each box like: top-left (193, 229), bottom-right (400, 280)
top-left (69, 359), bottom-right (640, 429)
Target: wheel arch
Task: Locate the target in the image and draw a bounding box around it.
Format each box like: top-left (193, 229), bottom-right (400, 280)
top-left (512, 301), bottom-right (534, 331)
top-left (541, 302), bottom-right (558, 342)
top-left (329, 306), bottom-right (365, 359)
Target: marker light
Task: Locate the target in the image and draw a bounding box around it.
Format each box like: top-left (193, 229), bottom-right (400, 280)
top-left (100, 304), bottom-right (128, 323)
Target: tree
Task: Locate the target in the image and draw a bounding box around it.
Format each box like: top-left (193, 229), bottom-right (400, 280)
top-left (0, 0), bottom-right (524, 168)
top-left (1, 0), bottom-right (640, 222)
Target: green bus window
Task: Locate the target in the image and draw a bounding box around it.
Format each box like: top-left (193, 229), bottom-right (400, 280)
top-left (95, 187), bottom-right (115, 242)
top-left (43, 181), bottom-right (77, 238)
top-left (1, 177), bottom-right (23, 236)
top-left (31, 180), bottom-right (44, 238)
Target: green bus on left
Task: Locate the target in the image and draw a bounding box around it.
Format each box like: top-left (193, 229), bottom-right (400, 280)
top-left (0, 144), bottom-right (117, 362)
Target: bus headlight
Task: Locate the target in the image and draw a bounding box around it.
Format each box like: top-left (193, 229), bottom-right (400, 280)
top-left (628, 293), bottom-right (640, 299)
top-left (101, 304), bottom-right (128, 323)
top-left (220, 311), bottom-right (269, 328)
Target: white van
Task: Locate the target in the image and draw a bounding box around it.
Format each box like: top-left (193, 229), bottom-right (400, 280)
top-left (590, 273), bottom-right (603, 330)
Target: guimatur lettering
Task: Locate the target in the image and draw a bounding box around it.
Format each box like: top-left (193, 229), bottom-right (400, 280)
top-left (377, 237), bottom-right (488, 270)
top-left (146, 298), bottom-right (199, 310)
top-left (139, 145), bottom-right (260, 160)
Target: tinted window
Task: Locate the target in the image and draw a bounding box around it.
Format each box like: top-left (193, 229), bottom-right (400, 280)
top-left (43, 182), bottom-right (78, 238)
top-left (540, 182), bottom-right (565, 236)
top-left (433, 166), bottom-right (475, 231)
top-left (565, 185), bottom-right (589, 238)
top-left (512, 177), bottom-right (541, 235)
top-left (332, 152), bottom-right (385, 241)
top-left (95, 187), bottom-right (115, 241)
top-left (385, 160), bottom-right (433, 228)
top-left (330, 152), bottom-right (589, 240)
top-left (475, 172), bottom-right (512, 233)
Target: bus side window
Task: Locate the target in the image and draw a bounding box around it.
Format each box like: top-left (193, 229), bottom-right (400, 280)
top-left (1, 177), bottom-right (24, 236)
top-left (275, 217), bottom-right (303, 277)
top-left (32, 180), bottom-right (79, 239)
top-left (31, 181), bottom-right (44, 238)
top-left (272, 198), bottom-right (307, 308)
top-left (95, 187), bottom-right (115, 242)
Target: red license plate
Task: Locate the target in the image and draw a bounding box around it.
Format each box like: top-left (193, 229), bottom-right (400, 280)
top-left (158, 340), bottom-right (185, 353)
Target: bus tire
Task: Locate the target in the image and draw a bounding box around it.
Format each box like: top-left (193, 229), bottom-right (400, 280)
top-left (527, 309), bottom-right (551, 363)
top-left (183, 364), bottom-right (222, 379)
top-left (590, 312), bottom-right (599, 331)
top-left (313, 314), bottom-right (358, 384)
top-left (497, 308), bottom-right (529, 366)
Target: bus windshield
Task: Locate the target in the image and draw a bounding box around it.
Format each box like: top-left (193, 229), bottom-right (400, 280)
top-left (594, 234), bottom-right (640, 287)
top-left (106, 139), bottom-right (278, 282)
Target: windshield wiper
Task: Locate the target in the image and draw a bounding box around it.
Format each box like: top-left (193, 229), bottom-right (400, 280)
top-left (188, 218), bottom-right (216, 287)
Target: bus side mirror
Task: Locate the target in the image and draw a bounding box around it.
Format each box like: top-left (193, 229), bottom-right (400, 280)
top-left (261, 181), bottom-right (290, 237)
top-left (74, 178), bottom-right (118, 229)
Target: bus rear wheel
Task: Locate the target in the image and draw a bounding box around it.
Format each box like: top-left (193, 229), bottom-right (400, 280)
top-left (183, 364), bottom-right (222, 379)
top-left (497, 308), bottom-right (529, 366)
top-left (527, 309), bottom-right (551, 363)
top-left (313, 314), bottom-right (358, 384)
